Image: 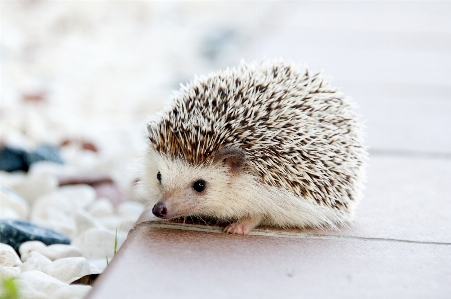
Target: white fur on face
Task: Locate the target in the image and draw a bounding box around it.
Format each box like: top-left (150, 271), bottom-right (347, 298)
top-left (143, 148), bottom-right (252, 219)
top-left (142, 148), bottom-right (353, 229)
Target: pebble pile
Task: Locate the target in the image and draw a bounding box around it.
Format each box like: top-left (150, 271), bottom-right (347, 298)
top-left (0, 145), bottom-right (146, 299)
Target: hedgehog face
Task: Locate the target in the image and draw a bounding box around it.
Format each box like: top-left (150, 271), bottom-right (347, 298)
top-left (144, 147), bottom-right (251, 220)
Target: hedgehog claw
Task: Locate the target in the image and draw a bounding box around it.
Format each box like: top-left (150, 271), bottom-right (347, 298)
top-left (224, 223), bottom-right (249, 234)
top-left (223, 216), bottom-right (261, 235)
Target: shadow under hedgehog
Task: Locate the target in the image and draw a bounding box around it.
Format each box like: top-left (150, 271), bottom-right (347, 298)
top-left (142, 60), bottom-right (367, 235)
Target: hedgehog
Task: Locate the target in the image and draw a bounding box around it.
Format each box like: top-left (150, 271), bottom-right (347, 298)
top-left (142, 60), bottom-right (367, 234)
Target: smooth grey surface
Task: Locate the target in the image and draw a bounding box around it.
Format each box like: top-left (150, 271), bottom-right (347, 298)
top-left (244, 1), bottom-right (451, 153)
top-left (342, 81), bottom-right (451, 153)
top-left (88, 225), bottom-right (451, 299)
top-left (326, 155), bottom-right (451, 243)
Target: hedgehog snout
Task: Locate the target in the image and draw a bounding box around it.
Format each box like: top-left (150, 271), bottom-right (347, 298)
top-left (152, 202), bottom-right (168, 218)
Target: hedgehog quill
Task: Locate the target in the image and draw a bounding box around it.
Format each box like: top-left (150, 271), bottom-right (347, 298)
top-left (143, 60), bottom-right (367, 234)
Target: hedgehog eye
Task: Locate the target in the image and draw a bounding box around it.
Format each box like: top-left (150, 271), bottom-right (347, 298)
top-left (193, 179), bottom-right (206, 193)
top-left (157, 172), bottom-right (162, 182)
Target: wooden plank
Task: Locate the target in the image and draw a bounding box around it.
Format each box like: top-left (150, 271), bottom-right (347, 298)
top-left (87, 223), bottom-right (451, 299)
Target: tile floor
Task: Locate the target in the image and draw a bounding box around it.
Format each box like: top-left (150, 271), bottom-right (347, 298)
top-left (87, 222), bottom-right (451, 299)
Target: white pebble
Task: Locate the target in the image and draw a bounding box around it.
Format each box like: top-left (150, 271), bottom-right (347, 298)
top-left (74, 210), bottom-right (104, 234)
top-left (1, 129), bottom-right (34, 151)
top-left (0, 184), bottom-right (30, 219)
top-left (96, 215), bottom-right (123, 231)
top-left (0, 243), bottom-right (22, 266)
top-left (30, 192), bottom-right (77, 237)
top-left (53, 284), bottom-right (92, 299)
top-left (88, 261), bottom-right (102, 274)
top-left (17, 270), bottom-right (67, 298)
top-left (117, 200), bottom-right (145, 218)
top-left (43, 257), bottom-right (90, 284)
top-left (87, 258), bottom-right (108, 272)
top-left (43, 244), bottom-right (83, 261)
top-left (19, 241), bottom-right (82, 261)
top-left (57, 185), bottom-right (96, 210)
top-left (0, 266), bottom-right (21, 280)
top-left (87, 197), bottom-right (114, 217)
top-left (19, 289), bottom-right (49, 299)
top-left (61, 147), bottom-right (100, 172)
top-left (20, 257), bottom-right (42, 272)
top-left (0, 171), bottom-right (26, 188)
top-left (10, 173), bottom-right (58, 203)
top-left (71, 228), bottom-right (124, 260)
top-left (28, 161), bottom-right (76, 178)
top-left (0, 207), bottom-right (20, 219)
top-left (117, 216), bottom-right (139, 233)
top-left (21, 251), bottom-right (52, 267)
top-left (20, 241), bottom-right (47, 260)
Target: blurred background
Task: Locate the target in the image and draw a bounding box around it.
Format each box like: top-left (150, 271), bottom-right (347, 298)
top-left (1, 1), bottom-right (450, 193)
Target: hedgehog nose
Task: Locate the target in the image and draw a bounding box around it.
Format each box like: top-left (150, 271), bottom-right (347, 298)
top-left (152, 202), bottom-right (168, 218)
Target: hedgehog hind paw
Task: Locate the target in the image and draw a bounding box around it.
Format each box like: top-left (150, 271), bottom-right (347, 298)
top-left (224, 215), bottom-right (262, 235)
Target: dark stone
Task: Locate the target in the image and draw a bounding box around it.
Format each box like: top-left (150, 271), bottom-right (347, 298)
top-left (0, 144), bottom-right (63, 173)
top-left (0, 146), bottom-right (28, 172)
top-left (24, 145), bottom-right (64, 166)
top-left (0, 219), bottom-right (71, 253)
top-left (71, 274), bottom-right (100, 285)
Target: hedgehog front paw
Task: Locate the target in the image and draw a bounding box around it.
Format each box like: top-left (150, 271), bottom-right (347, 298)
top-left (223, 216), bottom-right (262, 235)
top-left (224, 223), bottom-right (251, 234)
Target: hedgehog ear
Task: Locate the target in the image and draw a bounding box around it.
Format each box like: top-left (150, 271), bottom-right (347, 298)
top-left (213, 147), bottom-right (246, 173)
